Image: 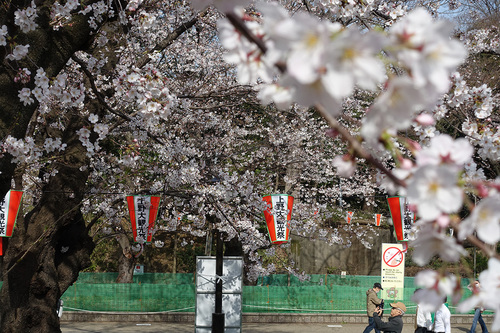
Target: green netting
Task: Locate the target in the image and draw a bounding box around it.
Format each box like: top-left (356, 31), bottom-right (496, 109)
top-left (75, 272), bottom-right (195, 284)
top-left (62, 283), bottom-right (195, 312)
top-left (55, 273), bottom-right (484, 314)
top-left (1, 274), bottom-right (483, 314)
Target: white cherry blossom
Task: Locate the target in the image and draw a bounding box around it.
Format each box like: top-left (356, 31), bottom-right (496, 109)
top-left (332, 155), bottom-right (356, 178)
top-left (0, 25), bottom-right (7, 46)
top-left (407, 165), bottom-right (463, 221)
top-left (6, 44), bottom-right (30, 61)
top-left (389, 8), bottom-right (467, 92)
top-left (257, 83), bottom-right (293, 110)
top-left (284, 13), bottom-right (337, 85)
top-left (457, 258), bottom-right (500, 331)
top-left (412, 270), bottom-right (461, 312)
top-left (18, 88), bottom-right (34, 106)
top-left (323, 28), bottom-right (387, 99)
top-left (190, 0), bottom-right (251, 12)
top-left (410, 224), bottom-right (466, 265)
top-left (88, 114), bottom-right (99, 124)
top-left (458, 194), bottom-right (500, 245)
top-left (14, 3), bottom-right (38, 33)
top-left (416, 134), bottom-right (473, 167)
top-left (361, 77), bottom-right (425, 144)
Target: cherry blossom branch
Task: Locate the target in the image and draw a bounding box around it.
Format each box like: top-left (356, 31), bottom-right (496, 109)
top-left (450, 219), bottom-right (500, 261)
top-left (314, 104), bottom-right (407, 188)
top-left (208, 195), bottom-right (268, 247)
top-left (136, 9), bottom-right (209, 69)
top-left (226, 12), bottom-right (267, 53)
top-left (225, 12), bottom-right (406, 189)
top-left (72, 55), bottom-right (166, 146)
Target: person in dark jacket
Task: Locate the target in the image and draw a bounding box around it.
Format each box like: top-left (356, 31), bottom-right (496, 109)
top-left (363, 282), bottom-right (384, 333)
top-left (373, 301), bottom-right (406, 333)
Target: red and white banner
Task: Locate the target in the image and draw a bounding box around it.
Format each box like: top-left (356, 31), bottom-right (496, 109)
top-left (374, 214), bottom-right (382, 226)
top-left (387, 196), bottom-right (415, 242)
top-left (346, 211), bottom-right (354, 224)
top-left (263, 194), bottom-right (294, 244)
top-left (126, 195), bottom-right (161, 243)
top-left (0, 190), bottom-right (24, 256)
top-left (0, 190), bottom-right (24, 237)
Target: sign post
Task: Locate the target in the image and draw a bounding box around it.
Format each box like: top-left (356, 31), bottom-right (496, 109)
top-left (381, 243), bottom-right (405, 302)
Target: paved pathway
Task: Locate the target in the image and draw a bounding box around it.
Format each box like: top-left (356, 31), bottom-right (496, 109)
top-left (61, 322), bottom-right (476, 332)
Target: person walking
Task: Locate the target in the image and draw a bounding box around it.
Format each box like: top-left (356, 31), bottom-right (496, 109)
top-left (373, 301), bottom-right (406, 333)
top-left (414, 289), bottom-right (433, 333)
top-left (363, 282), bottom-right (384, 333)
top-left (468, 280), bottom-right (489, 333)
top-left (433, 298), bottom-right (451, 333)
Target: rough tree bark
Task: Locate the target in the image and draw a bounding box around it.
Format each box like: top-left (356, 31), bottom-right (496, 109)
top-left (115, 232), bottom-right (136, 283)
top-left (0, 115), bottom-right (94, 333)
top-left (0, 1), bottom-right (126, 331)
top-left (0, 1), bottom-right (197, 330)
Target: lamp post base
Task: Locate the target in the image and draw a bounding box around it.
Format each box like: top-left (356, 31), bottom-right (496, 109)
top-left (212, 313), bottom-right (225, 333)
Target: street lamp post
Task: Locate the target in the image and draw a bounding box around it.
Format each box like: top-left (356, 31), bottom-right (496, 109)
top-left (212, 229), bottom-right (224, 333)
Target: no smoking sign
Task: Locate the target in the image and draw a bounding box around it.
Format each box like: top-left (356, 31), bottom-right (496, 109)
top-left (383, 247), bottom-right (403, 267)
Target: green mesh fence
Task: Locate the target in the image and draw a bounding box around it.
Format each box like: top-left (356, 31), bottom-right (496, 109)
top-left (54, 273), bottom-right (483, 315)
top-left (74, 272), bottom-right (195, 284)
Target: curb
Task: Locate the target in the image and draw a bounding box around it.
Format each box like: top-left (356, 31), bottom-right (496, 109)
top-left (61, 312), bottom-right (493, 324)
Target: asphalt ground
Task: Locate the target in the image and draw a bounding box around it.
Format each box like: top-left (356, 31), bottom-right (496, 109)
top-left (61, 322), bottom-right (479, 333)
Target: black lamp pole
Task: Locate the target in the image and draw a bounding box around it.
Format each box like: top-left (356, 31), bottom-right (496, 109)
top-left (212, 229), bottom-right (224, 333)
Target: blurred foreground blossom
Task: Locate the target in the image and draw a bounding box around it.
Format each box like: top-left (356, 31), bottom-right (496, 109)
top-left (457, 258), bottom-right (500, 331)
top-left (410, 224), bottom-right (466, 265)
top-left (458, 194), bottom-right (500, 245)
top-left (412, 270), bottom-right (461, 312)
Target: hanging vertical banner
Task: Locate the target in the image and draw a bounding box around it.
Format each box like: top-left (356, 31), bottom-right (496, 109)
top-left (0, 190), bottom-right (24, 256)
top-left (374, 214), bottom-right (382, 226)
top-left (0, 190), bottom-right (24, 238)
top-left (262, 194), bottom-right (294, 244)
top-left (346, 211), bottom-right (354, 224)
top-left (387, 196), bottom-right (415, 242)
top-left (126, 195), bottom-right (161, 243)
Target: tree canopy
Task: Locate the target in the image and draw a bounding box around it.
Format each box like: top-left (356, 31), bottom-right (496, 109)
top-left (0, 0), bottom-right (499, 332)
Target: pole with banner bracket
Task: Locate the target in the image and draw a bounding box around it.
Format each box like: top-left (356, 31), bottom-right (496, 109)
top-left (212, 229), bottom-right (225, 333)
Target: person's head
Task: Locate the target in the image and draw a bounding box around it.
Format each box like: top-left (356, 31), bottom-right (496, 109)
top-left (389, 302), bottom-right (406, 317)
top-left (373, 282), bottom-right (383, 292)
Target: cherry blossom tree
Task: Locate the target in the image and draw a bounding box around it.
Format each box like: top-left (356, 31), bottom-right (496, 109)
top-left (0, 1), bottom-right (362, 330)
top-left (195, 0), bottom-right (500, 328)
top-left (0, 0), bottom-right (499, 332)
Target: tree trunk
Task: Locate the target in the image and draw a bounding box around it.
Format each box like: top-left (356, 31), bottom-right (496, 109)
top-left (173, 232), bottom-right (177, 274)
top-left (115, 233), bottom-right (136, 283)
top-left (0, 115), bottom-right (94, 333)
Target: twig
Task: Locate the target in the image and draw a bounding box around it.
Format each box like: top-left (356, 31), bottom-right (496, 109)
top-left (314, 104), bottom-right (407, 188)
